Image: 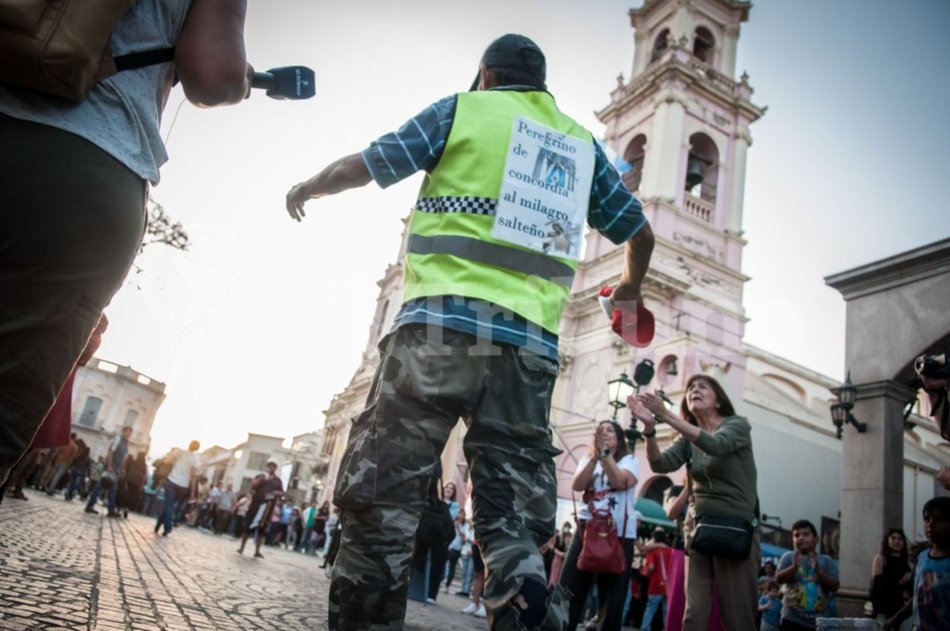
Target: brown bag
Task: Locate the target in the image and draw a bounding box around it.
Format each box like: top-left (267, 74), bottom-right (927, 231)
top-left (577, 509), bottom-right (626, 574)
top-left (0, 0), bottom-right (172, 102)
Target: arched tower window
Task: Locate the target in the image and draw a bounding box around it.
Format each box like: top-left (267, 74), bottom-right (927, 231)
top-left (693, 27), bottom-right (715, 64)
top-left (650, 28), bottom-right (670, 63)
top-left (684, 133), bottom-right (719, 221)
top-left (622, 134), bottom-right (646, 192)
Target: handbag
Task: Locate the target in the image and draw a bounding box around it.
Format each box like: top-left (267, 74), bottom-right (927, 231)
top-left (691, 514), bottom-right (754, 560)
top-left (577, 508), bottom-right (627, 574)
top-left (574, 472), bottom-right (629, 575)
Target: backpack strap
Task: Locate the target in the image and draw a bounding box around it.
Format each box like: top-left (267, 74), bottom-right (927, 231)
top-left (114, 47), bottom-right (176, 71)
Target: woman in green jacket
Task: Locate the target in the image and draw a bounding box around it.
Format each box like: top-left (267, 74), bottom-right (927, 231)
top-left (629, 374), bottom-right (759, 631)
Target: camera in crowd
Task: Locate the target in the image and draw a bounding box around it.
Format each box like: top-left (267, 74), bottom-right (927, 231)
top-left (915, 353), bottom-right (950, 382)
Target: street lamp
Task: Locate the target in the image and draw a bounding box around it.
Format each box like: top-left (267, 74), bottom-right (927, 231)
top-left (608, 372), bottom-right (635, 421)
top-left (829, 371), bottom-right (868, 439)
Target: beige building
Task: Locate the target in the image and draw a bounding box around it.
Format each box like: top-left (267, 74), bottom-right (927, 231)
top-left (316, 0), bottom-right (947, 604)
top-left (72, 358), bottom-right (166, 464)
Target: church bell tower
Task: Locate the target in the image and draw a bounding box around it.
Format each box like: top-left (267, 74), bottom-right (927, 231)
top-left (554, 0), bottom-right (764, 454)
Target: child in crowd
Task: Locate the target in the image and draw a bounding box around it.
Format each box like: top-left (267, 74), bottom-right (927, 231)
top-left (775, 519), bottom-right (839, 631)
top-left (886, 497), bottom-right (950, 631)
top-left (758, 580), bottom-right (781, 631)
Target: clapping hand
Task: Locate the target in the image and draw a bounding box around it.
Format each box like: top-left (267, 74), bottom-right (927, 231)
top-left (638, 392), bottom-right (666, 417)
top-left (627, 396), bottom-right (655, 432)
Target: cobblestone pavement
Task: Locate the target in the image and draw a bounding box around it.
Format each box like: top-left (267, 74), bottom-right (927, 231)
top-left (0, 490), bottom-right (487, 630)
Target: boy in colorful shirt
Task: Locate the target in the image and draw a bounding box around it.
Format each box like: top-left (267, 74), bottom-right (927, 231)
top-left (775, 519), bottom-right (840, 631)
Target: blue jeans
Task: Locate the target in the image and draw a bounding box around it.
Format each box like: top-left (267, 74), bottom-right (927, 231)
top-left (65, 470), bottom-right (85, 499)
top-left (85, 481), bottom-right (117, 511)
top-left (458, 555), bottom-right (474, 593)
top-left (157, 481), bottom-right (189, 534)
top-left (641, 594), bottom-right (666, 630)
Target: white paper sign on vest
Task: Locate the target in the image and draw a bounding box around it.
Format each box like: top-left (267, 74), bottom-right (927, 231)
top-left (492, 116), bottom-right (595, 261)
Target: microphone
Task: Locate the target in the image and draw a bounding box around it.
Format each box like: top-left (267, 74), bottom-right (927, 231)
top-left (251, 66), bottom-right (316, 100)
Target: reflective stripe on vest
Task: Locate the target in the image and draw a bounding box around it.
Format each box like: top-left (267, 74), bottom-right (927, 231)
top-left (403, 90), bottom-right (593, 333)
top-left (406, 233), bottom-right (574, 287)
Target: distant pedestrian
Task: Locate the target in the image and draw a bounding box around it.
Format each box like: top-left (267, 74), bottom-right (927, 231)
top-left (233, 493), bottom-right (251, 538)
top-left (321, 507), bottom-right (343, 577)
top-left (118, 452), bottom-right (147, 518)
top-left (45, 433), bottom-right (79, 496)
top-left (870, 528), bottom-right (911, 630)
top-left (154, 441), bottom-right (199, 537)
top-left (548, 522), bottom-right (572, 588)
top-left (301, 500), bottom-right (318, 554)
top-left (64, 439), bottom-right (91, 502)
top-left (215, 483), bottom-right (235, 535)
top-left (758, 581), bottom-right (781, 631)
top-left (638, 528), bottom-right (674, 631)
top-left (85, 426), bottom-right (133, 517)
top-left (237, 461), bottom-right (284, 559)
top-left (444, 509), bottom-right (468, 592)
top-left (456, 514), bottom-right (475, 597)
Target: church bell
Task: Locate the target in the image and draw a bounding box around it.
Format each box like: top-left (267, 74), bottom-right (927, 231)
top-left (685, 154), bottom-right (704, 189)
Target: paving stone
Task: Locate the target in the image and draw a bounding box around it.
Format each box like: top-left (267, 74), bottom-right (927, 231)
top-left (1, 489), bottom-right (488, 630)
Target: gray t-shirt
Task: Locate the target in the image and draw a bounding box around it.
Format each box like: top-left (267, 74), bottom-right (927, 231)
top-left (0, 0), bottom-right (192, 184)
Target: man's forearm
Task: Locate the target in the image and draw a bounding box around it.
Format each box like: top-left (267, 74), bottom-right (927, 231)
top-left (614, 222), bottom-right (655, 303)
top-left (299, 153), bottom-right (372, 199)
top-left (623, 223), bottom-right (654, 291)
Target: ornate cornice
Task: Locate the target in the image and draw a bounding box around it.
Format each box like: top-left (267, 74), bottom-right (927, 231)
top-left (629, 0), bottom-right (750, 22)
top-left (598, 53), bottom-right (765, 125)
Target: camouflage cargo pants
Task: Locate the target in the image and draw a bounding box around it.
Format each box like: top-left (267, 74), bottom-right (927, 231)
top-left (329, 323), bottom-right (562, 630)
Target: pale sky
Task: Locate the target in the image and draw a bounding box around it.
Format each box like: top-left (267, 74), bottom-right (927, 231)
top-left (99, 0), bottom-right (950, 460)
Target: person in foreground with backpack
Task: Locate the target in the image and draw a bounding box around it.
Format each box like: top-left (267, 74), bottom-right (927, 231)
top-left (0, 0), bottom-right (254, 486)
top-left (629, 375), bottom-right (760, 631)
top-left (558, 420), bottom-right (640, 631)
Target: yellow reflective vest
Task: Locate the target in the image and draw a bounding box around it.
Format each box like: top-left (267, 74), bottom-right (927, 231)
top-left (403, 90), bottom-right (594, 334)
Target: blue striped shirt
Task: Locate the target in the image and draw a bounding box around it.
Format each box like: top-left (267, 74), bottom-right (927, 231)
top-left (361, 88), bottom-right (646, 361)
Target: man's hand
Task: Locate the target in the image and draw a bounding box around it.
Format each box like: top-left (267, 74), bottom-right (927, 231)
top-left (609, 281), bottom-right (641, 312)
top-left (286, 182), bottom-right (312, 222)
top-left (285, 154), bottom-right (372, 222)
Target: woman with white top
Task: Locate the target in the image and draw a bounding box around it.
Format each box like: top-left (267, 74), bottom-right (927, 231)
top-left (559, 420), bottom-right (639, 630)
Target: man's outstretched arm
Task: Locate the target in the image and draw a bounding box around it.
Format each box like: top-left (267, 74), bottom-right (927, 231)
top-left (285, 153), bottom-right (372, 221)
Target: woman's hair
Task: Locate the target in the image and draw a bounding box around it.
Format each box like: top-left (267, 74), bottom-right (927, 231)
top-left (679, 375), bottom-right (737, 425)
top-left (881, 527), bottom-right (909, 567)
top-left (589, 420), bottom-right (629, 461)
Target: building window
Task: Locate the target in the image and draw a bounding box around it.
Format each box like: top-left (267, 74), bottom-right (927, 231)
top-left (685, 133), bottom-right (719, 204)
top-left (693, 27), bottom-right (715, 64)
top-left (247, 451), bottom-right (269, 471)
top-left (651, 28), bottom-right (670, 63)
top-left (622, 134), bottom-right (647, 192)
top-left (78, 396), bottom-right (103, 427)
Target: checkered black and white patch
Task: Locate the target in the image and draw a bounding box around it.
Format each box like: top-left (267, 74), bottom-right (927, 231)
top-left (415, 196), bottom-right (497, 216)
